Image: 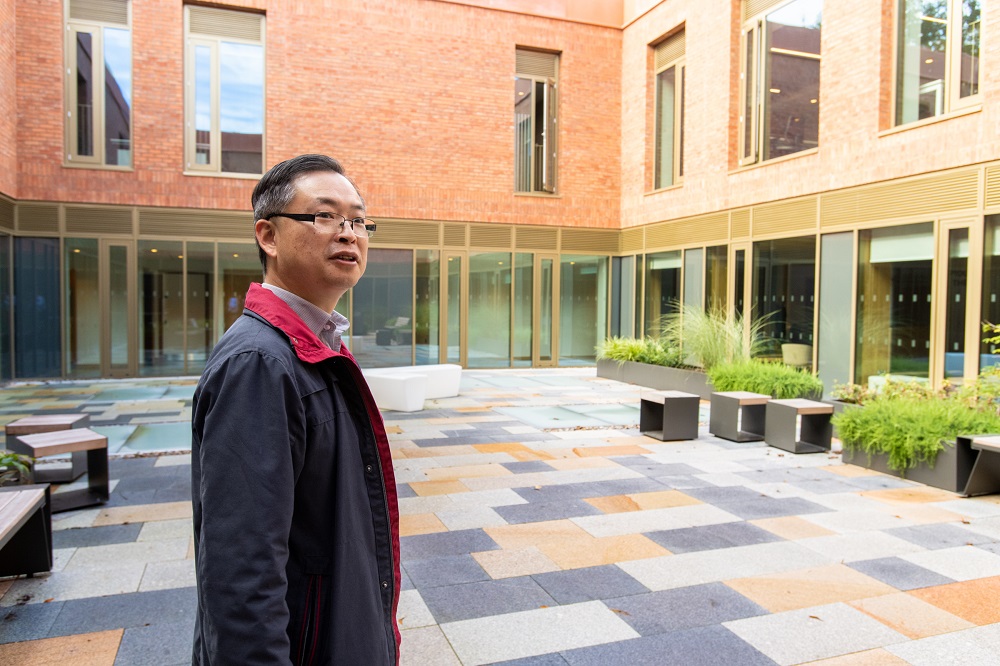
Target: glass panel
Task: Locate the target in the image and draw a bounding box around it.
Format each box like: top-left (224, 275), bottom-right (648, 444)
top-left (540, 258), bottom-right (553, 362)
top-left (75, 31), bottom-right (95, 157)
top-left (559, 255), bottom-right (607, 365)
top-left (678, 65), bottom-right (685, 177)
top-left (139, 240), bottom-right (185, 376)
top-left (742, 26), bottom-right (756, 162)
top-left (65, 238), bottom-right (100, 378)
top-left (960, 0), bottom-right (981, 97)
top-left (643, 251), bottom-right (681, 336)
top-left (218, 242), bottom-right (259, 334)
top-left (683, 248), bottom-right (703, 309)
top-left (109, 245), bottom-right (128, 370)
top-left (104, 27), bottom-right (131, 166)
top-left (533, 80), bottom-right (546, 192)
top-left (543, 79), bottom-right (557, 193)
top-left (753, 236), bottom-right (816, 361)
top-left (415, 250), bottom-right (440, 365)
top-left (655, 65), bottom-right (677, 189)
top-left (896, 0), bottom-right (948, 124)
top-left (351, 249), bottom-right (413, 368)
top-left (818, 233), bottom-right (854, 397)
top-left (514, 77), bottom-right (533, 192)
top-left (856, 223), bottom-right (933, 385)
top-left (610, 255), bottom-right (635, 338)
top-left (447, 256), bottom-right (462, 364)
top-left (513, 253), bottom-right (532, 367)
top-left (634, 254), bottom-right (644, 337)
top-left (980, 216), bottom-right (1000, 372)
top-left (763, 0), bottom-right (822, 160)
top-left (468, 253), bottom-right (511, 368)
top-left (194, 45), bottom-right (212, 165)
top-left (734, 249), bottom-right (746, 321)
top-left (186, 242), bottom-right (214, 374)
top-left (219, 42), bottom-right (264, 174)
top-left (14, 238), bottom-right (61, 378)
top-left (0, 234), bottom-right (10, 381)
top-left (705, 245), bottom-right (728, 312)
top-left (944, 228), bottom-right (968, 380)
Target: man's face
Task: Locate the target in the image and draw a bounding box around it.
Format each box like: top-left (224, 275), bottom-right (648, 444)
top-left (257, 171), bottom-right (368, 312)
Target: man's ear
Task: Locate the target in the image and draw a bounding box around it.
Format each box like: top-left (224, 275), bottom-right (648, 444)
top-left (255, 218), bottom-right (278, 261)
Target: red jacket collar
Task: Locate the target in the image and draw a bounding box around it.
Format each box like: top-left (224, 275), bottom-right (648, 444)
top-left (244, 283), bottom-right (356, 365)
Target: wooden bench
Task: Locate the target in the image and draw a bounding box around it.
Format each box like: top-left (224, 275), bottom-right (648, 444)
top-left (764, 398), bottom-right (833, 454)
top-left (14, 429), bottom-right (109, 513)
top-left (0, 485), bottom-right (52, 577)
top-left (961, 435), bottom-right (1000, 497)
top-left (6, 414), bottom-right (91, 483)
top-left (639, 390), bottom-right (700, 441)
top-left (709, 391), bottom-right (770, 442)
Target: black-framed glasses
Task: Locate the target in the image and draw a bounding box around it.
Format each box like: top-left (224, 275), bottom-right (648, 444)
top-left (268, 212), bottom-right (376, 237)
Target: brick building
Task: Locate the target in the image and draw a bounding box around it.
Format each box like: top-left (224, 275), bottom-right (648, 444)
top-left (0, 0), bottom-right (995, 395)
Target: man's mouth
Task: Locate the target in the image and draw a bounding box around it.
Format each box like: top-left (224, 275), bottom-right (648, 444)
top-left (331, 253), bottom-right (358, 262)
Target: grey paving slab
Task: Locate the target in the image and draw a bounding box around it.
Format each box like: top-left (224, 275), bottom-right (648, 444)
top-left (0, 601), bottom-right (65, 643)
top-left (711, 496), bottom-right (830, 520)
top-left (489, 654), bottom-right (570, 665)
top-left (561, 625), bottom-right (777, 666)
top-left (513, 479), bottom-right (661, 503)
top-left (608, 582), bottom-right (768, 636)
top-left (653, 474), bottom-right (714, 490)
top-left (885, 523), bottom-right (996, 550)
top-left (397, 484), bottom-right (418, 499)
top-left (114, 618), bottom-right (195, 666)
top-left (495, 406), bottom-right (609, 429)
top-left (787, 478), bottom-right (870, 494)
top-left (404, 554), bottom-right (490, 588)
top-left (685, 486), bottom-right (767, 504)
top-left (46, 586), bottom-right (197, 637)
top-left (495, 499), bottom-right (603, 525)
top-left (419, 577), bottom-right (556, 624)
top-left (645, 521), bottom-right (782, 554)
top-left (400, 528), bottom-right (501, 561)
top-left (531, 565), bottom-right (649, 605)
top-left (502, 461), bottom-right (556, 474)
top-left (52, 523), bottom-right (143, 549)
top-left (613, 459), bottom-right (705, 476)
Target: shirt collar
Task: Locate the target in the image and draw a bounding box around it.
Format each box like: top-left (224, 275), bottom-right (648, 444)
top-left (260, 283), bottom-right (350, 351)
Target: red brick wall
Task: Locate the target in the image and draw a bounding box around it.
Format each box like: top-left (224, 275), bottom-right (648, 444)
top-left (622, 0), bottom-right (1000, 229)
top-left (13, 0), bottom-right (622, 229)
top-left (0, 0), bottom-right (18, 199)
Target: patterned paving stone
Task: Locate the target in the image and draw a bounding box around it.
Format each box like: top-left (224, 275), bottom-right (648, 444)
top-left (45, 587), bottom-right (197, 638)
top-left (113, 619), bottom-right (194, 666)
top-left (401, 529), bottom-right (501, 561)
top-left (0, 600), bottom-right (65, 643)
top-left (404, 554), bottom-right (491, 589)
top-left (561, 625), bottom-right (777, 666)
top-left (531, 565), bottom-right (648, 605)
top-left (885, 523), bottom-right (996, 550)
top-left (51, 523), bottom-right (143, 549)
top-left (0, 629), bottom-right (124, 664)
top-left (606, 582), bottom-right (768, 635)
top-left (846, 556), bottom-right (956, 591)
top-left (495, 499), bottom-right (603, 525)
top-left (645, 521), bottom-right (781, 553)
top-left (420, 577), bottom-right (557, 624)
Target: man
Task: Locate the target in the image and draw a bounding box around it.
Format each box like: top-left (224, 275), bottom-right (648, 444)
top-left (191, 154), bottom-right (400, 665)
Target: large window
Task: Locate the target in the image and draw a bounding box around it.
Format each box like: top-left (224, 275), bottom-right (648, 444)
top-left (980, 216), bottom-right (1000, 372)
top-left (15, 238), bottom-right (61, 378)
top-left (185, 6), bottom-right (265, 175)
top-left (351, 249), bottom-right (413, 368)
top-left (65, 0), bottom-right (132, 167)
top-left (644, 251), bottom-right (681, 336)
top-left (895, 0), bottom-right (980, 125)
top-left (515, 49), bottom-right (558, 193)
top-left (740, 0), bottom-right (822, 165)
top-left (560, 255), bottom-right (607, 365)
top-left (468, 253), bottom-right (512, 368)
top-left (654, 31), bottom-right (685, 189)
top-left (752, 236), bottom-right (816, 361)
top-left (856, 223), bottom-right (934, 384)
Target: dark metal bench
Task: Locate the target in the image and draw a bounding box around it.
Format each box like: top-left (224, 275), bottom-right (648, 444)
top-left (6, 414), bottom-right (91, 483)
top-left (962, 434), bottom-right (1000, 497)
top-left (0, 485), bottom-right (53, 577)
top-left (765, 399), bottom-right (833, 454)
top-left (709, 391), bottom-right (770, 442)
top-left (639, 390), bottom-right (700, 441)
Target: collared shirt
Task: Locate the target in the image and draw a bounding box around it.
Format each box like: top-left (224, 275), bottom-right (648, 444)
top-left (260, 283), bottom-right (350, 351)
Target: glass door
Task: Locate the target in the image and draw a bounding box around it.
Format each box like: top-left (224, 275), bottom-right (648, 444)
top-left (442, 252), bottom-right (467, 365)
top-left (101, 240), bottom-right (135, 377)
top-left (936, 218), bottom-right (980, 384)
top-left (534, 254), bottom-right (558, 366)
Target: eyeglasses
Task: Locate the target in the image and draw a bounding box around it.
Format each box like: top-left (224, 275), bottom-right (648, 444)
top-left (268, 212), bottom-right (376, 238)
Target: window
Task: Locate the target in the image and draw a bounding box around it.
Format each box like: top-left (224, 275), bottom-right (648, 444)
top-left (895, 0), bottom-right (981, 125)
top-left (185, 6), bottom-right (265, 175)
top-left (65, 0), bottom-right (132, 167)
top-left (654, 31), bottom-right (685, 189)
top-left (740, 0), bottom-right (822, 165)
top-left (515, 49), bottom-right (558, 193)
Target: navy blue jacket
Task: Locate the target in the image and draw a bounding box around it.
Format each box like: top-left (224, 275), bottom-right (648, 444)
top-left (191, 283), bottom-right (401, 665)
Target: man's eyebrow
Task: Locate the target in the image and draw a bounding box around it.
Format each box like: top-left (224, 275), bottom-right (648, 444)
top-left (314, 196), bottom-right (365, 212)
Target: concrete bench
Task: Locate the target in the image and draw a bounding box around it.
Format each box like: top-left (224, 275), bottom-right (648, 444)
top-left (0, 485), bottom-right (52, 577)
top-left (709, 391), bottom-right (770, 442)
top-left (14, 429), bottom-right (109, 513)
top-left (640, 390), bottom-right (699, 441)
top-left (365, 364), bottom-right (462, 399)
top-left (5, 414), bottom-right (91, 483)
top-left (765, 398), bottom-right (833, 454)
top-left (363, 372), bottom-right (428, 412)
top-left (961, 434), bottom-right (1000, 497)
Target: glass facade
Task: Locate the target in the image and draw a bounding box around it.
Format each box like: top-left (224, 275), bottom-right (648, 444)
top-left (513, 253), bottom-right (533, 367)
top-left (981, 216), bottom-right (1000, 371)
top-left (351, 248), bottom-right (413, 369)
top-left (644, 250), bottom-right (681, 336)
top-left (415, 250), bottom-right (440, 365)
top-left (560, 255), bottom-right (607, 365)
top-left (752, 236), bottom-right (816, 357)
top-left (65, 238), bottom-right (101, 377)
top-left (468, 252), bottom-right (512, 369)
top-left (14, 238), bottom-right (60, 378)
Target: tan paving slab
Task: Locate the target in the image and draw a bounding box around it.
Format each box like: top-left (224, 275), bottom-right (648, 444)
top-left (820, 464), bottom-right (887, 478)
top-left (472, 547), bottom-right (560, 579)
top-left (485, 519), bottom-right (591, 550)
top-left (571, 445), bottom-right (652, 457)
top-left (872, 503), bottom-right (968, 524)
top-left (546, 456), bottom-right (621, 470)
top-left (861, 486), bottom-right (961, 505)
top-left (725, 564), bottom-right (898, 613)
top-left (93, 501), bottom-right (192, 527)
top-left (0, 629), bottom-right (123, 666)
top-left (398, 445), bottom-right (480, 458)
top-left (751, 516), bottom-right (838, 539)
top-left (538, 533), bottom-right (670, 570)
top-left (848, 592), bottom-right (974, 639)
top-left (409, 480), bottom-right (470, 496)
top-left (423, 464), bottom-right (513, 482)
top-left (909, 576), bottom-right (1000, 625)
top-left (585, 490), bottom-right (701, 514)
top-left (801, 649), bottom-right (911, 665)
top-left (400, 513), bottom-right (448, 536)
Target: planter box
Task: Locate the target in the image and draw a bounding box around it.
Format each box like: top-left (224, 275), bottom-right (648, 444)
top-left (596, 359), bottom-right (713, 399)
top-left (841, 438), bottom-right (977, 493)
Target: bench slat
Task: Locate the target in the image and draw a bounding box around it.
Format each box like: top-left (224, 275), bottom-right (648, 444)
top-left (6, 414), bottom-right (89, 436)
top-left (0, 488), bottom-right (46, 545)
top-left (16, 428), bottom-right (107, 457)
top-left (971, 435), bottom-right (1000, 453)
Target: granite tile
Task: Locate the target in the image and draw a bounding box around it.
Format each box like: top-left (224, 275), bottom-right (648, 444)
top-left (397, 589), bottom-right (436, 630)
top-left (531, 565), bottom-right (648, 605)
top-left (0, 601), bottom-right (65, 643)
top-left (561, 625), bottom-right (776, 666)
top-left (401, 529), bottom-right (500, 561)
top-left (885, 624), bottom-right (1000, 665)
top-left (399, 625), bottom-right (462, 666)
top-left (607, 582), bottom-right (767, 635)
top-left (52, 524), bottom-right (142, 550)
top-left (404, 554), bottom-right (490, 588)
top-left (725, 564), bottom-right (898, 613)
top-left (496, 500), bottom-right (603, 525)
top-left (472, 547), bottom-right (560, 580)
top-left (885, 523), bottom-right (994, 550)
top-left (0, 629), bottom-right (123, 665)
top-left (113, 619), bottom-right (194, 666)
top-left (797, 531), bottom-right (927, 563)
top-left (847, 557), bottom-right (955, 591)
top-left (0, 562), bottom-right (147, 606)
top-left (420, 577), bottom-right (556, 624)
top-left (900, 545), bottom-right (1000, 581)
top-left (847, 592), bottom-right (974, 639)
top-left (645, 522), bottom-right (780, 554)
top-left (46, 587), bottom-right (197, 637)
top-left (908, 576), bottom-right (1000, 624)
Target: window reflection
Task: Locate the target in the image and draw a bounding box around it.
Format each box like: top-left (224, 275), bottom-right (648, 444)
top-left (415, 250), bottom-right (440, 365)
top-left (104, 27), bottom-right (131, 166)
top-left (195, 45), bottom-right (212, 165)
top-left (560, 255), bottom-right (607, 365)
top-left (219, 42), bottom-right (264, 174)
top-left (644, 251), bottom-right (681, 336)
top-left (468, 253), bottom-right (511, 368)
top-left (753, 236), bottom-right (816, 360)
top-left (76, 32), bottom-right (94, 157)
top-left (351, 249), bottom-right (413, 368)
top-left (65, 239), bottom-right (100, 378)
top-left (139, 241), bottom-right (185, 376)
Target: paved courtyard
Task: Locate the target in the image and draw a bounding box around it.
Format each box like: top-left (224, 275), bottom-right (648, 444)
top-left (1, 369), bottom-right (1000, 664)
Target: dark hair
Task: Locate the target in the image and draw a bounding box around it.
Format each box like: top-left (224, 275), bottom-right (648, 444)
top-left (251, 154), bottom-right (352, 274)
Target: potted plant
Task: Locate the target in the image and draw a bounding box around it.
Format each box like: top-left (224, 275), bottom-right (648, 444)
top-left (707, 359), bottom-right (824, 399)
top-left (0, 450), bottom-right (33, 487)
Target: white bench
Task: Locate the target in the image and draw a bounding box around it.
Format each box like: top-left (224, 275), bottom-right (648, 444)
top-left (362, 364), bottom-right (462, 412)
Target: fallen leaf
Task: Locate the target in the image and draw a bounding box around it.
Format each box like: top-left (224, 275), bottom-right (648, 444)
top-left (43, 598), bottom-right (54, 603)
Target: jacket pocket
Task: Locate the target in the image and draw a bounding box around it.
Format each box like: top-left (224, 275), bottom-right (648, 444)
top-left (294, 574), bottom-right (324, 666)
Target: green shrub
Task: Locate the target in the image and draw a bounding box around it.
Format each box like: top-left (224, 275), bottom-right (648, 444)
top-left (831, 377), bottom-right (947, 405)
top-left (833, 395), bottom-right (1000, 473)
top-left (657, 303), bottom-right (771, 370)
top-left (595, 336), bottom-right (682, 368)
top-left (707, 360), bottom-right (823, 399)
top-left (0, 450), bottom-right (32, 487)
